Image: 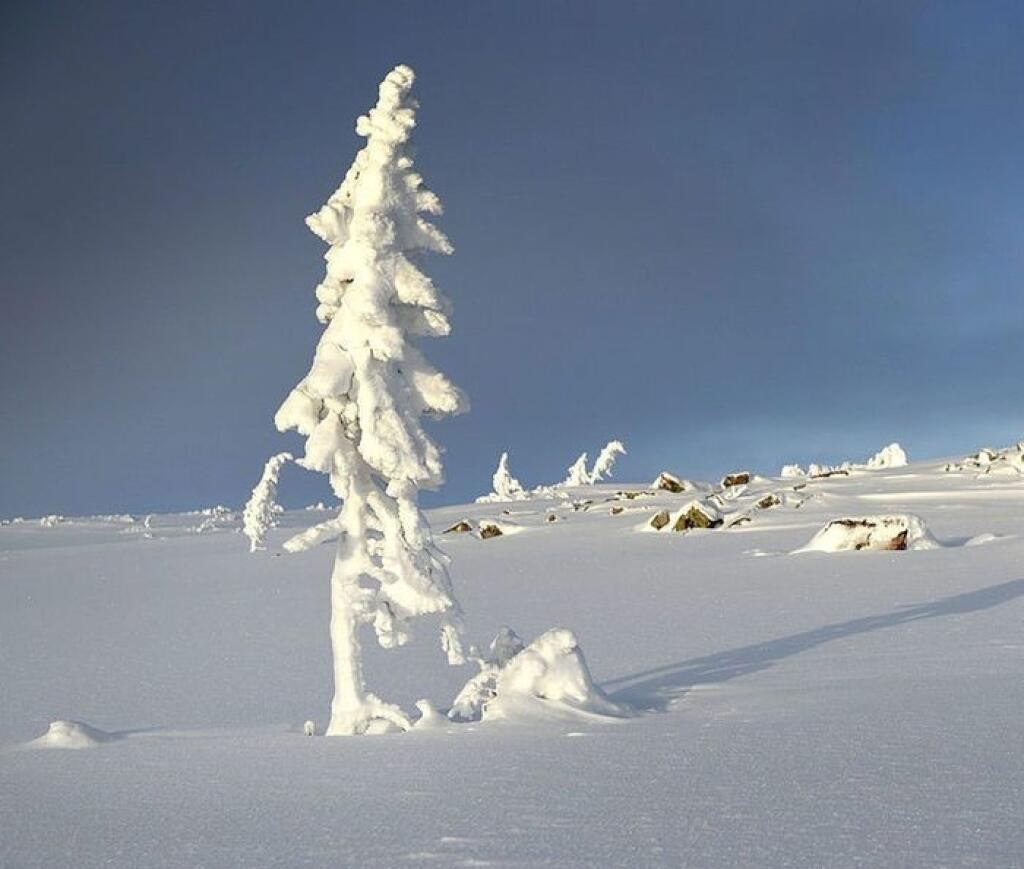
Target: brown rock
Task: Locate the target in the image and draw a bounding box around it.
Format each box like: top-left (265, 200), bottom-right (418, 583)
top-left (479, 522), bottom-right (504, 540)
top-left (673, 502), bottom-right (724, 531)
top-left (652, 473), bottom-right (686, 493)
top-left (649, 510), bottom-right (671, 530)
top-left (721, 472), bottom-right (751, 488)
top-left (444, 520), bottom-right (473, 534)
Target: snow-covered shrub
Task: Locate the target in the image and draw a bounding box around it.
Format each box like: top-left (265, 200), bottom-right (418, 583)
top-left (780, 464), bottom-right (805, 478)
top-left (450, 628), bottom-right (626, 722)
top-left (259, 65), bottom-right (467, 736)
top-left (484, 629), bottom-right (628, 721)
top-left (865, 442), bottom-right (908, 469)
top-left (795, 514), bottom-right (938, 553)
top-left (449, 626), bottom-right (525, 721)
top-left (242, 452), bottom-right (293, 552)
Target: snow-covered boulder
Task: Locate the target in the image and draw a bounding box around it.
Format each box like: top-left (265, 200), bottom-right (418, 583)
top-left (652, 472), bottom-right (687, 493)
top-left (780, 464), bottom-right (805, 478)
top-left (671, 500), bottom-right (723, 531)
top-left (721, 471), bottom-right (751, 488)
top-left (29, 720), bottom-right (112, 750)
top-left (795, 515), bottom-right (939, 553)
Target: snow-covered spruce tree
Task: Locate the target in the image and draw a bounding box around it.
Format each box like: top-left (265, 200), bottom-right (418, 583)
top-left (589, 440), bottom-right (626, 483)
top-left (272, 65), bottom-right (467, 735)
top-left (492, 452), bottom-right (525, 498)
top-left (563, 453), bottom-right (590, 486)
top-left (243, 452), bottom-right (293, 552)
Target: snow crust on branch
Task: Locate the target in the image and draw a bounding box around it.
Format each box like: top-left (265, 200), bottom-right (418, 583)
top-left (271, 65), bottom-right (466, 735)
top-left (242, 452), bottom-right (292, 552)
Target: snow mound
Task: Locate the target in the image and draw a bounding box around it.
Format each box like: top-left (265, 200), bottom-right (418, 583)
top-left (795, 514), bottom-right (939, 554)
top-left (28, 720), bottom-right (113, 750)
top-left (484, 629), bottom-right (629, 722)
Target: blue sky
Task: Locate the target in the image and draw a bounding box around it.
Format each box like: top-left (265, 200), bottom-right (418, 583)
top-left (2, 1), bottom-right (1023, 517)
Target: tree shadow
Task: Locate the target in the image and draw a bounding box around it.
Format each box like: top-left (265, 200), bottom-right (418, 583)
top-left (604, 578), bottom-right (1024, 711)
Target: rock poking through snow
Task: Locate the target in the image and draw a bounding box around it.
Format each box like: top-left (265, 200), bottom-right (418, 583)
top-left (652, 472), bottom-right (687, 493)
top-left (671, 500), bottom-right (723, 531)
top-left (795, 514), bottom-right (939, 553)
top-left (721, 471), bottom-right (751, 488)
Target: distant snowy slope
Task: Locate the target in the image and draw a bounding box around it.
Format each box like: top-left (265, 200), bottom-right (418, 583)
top-left (2, 455), bottom-right (1023, 867)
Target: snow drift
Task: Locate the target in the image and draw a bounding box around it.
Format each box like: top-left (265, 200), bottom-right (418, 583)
top-left (27, 720), bottom-right (113, 750)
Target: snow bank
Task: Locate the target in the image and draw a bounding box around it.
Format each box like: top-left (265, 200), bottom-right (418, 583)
top-left (795, 515), bottom-right (939, 553)
top-left (28, 720), bottom-right (113, 750)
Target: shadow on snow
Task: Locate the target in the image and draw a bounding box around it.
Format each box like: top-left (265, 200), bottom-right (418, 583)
top-left (603, 577), bottom-right (1024, 711)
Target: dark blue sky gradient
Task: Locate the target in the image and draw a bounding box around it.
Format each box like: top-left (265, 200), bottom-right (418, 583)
top-left (2, 1), bottom-right (1023, 517)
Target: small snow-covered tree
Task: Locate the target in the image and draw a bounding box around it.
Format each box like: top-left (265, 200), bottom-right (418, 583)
top-left (563, 453), bottom-right (590, 486)
top-left (492, 452), bottom-right (525, 498)
top-left (270, 65), bottom-right (467, 735)
top-left (242, 452), bottom-right (292, 552)
top-left (589, 440), bottom-right (626, 482)
top-left (560, 440), bottom-right (626, 486)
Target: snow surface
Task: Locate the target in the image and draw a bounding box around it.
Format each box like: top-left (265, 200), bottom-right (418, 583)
top-left (2, 457), bottom-right (1024, 866)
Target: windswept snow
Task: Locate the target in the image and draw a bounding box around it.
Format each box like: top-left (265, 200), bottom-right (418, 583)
top-left (2, 452), bottom-right (1024, 866)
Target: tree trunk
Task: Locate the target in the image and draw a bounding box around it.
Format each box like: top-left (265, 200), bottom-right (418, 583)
top-left (326, 551), bottom-right (368, 736)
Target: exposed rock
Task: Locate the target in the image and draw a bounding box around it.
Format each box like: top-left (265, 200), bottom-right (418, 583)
top-left (649, 510), bottom-right (671, 531)
top-left (618, 490), bottom-right (655, 500)
top-left (652, 472), bottom-right (687, 493)
top-left (672, 500), bottom-right (723, 531)
top-left (796, 514), bottom-right (938, 553)
top-left (545, 513), bottom-right (558, 523)
top-left (729, 516), bottom-right (752, 528)
top-left (721, 471), bottom-right (751, 488)
top-left (810, 468), bottom-right (849, 479)
top-left (756, 494), bottom-right (782, 510)
top-left (610, 506), bottom-right (624, 516)
top-left (444, 520), bottom-right (473, 534)
top-left (479, 522), bottom-right (504, 540)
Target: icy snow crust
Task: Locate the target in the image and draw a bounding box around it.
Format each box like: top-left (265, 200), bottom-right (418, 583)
top-left (3, 456), bottom-right (1024, 865)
